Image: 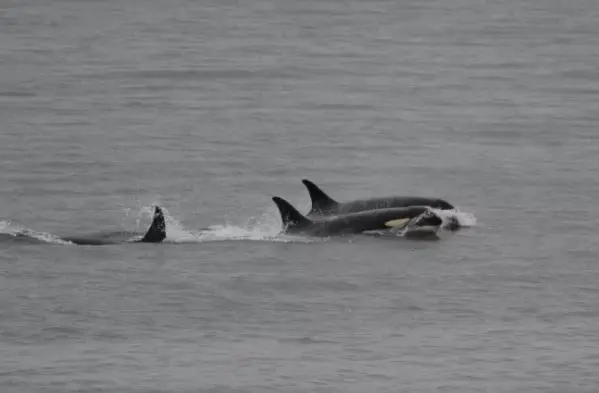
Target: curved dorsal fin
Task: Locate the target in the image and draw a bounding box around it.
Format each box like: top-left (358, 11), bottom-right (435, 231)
top-left (301, 179), bottom-right (339, 215)
top-left (139, 205), bottom-right (166, 243)
top-left (272, 196), bottom-right (313, 230)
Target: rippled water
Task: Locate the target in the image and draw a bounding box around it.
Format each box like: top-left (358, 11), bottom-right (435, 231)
top-left (2, 0), bottom-right (599, 392)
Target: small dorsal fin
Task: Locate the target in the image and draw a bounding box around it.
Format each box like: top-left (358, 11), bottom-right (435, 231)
top-left (272, 196), bottom-right (313, 230)
top-left (139, 205), bottom-right (166, 243)
top-left (301, 179), bottom-right (339, 215)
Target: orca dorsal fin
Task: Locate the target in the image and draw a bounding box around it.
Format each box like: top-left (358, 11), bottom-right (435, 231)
top-left (301, 179), bottom-right (339, 215)
top-left (272, 196), bottom-right (313, 230)
top-left (139, 205), bottom-right (166, 243)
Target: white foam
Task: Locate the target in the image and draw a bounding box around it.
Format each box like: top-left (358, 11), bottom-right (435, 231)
top-left (0, 220), bottom-right (72, 245)
top-left (1, 204), bottom-right (476, 246)
top-left (438, 207), bottom-right (478, 227)
top-left (136, 203), bottom-right (316, 244)
top-left (392, 207), bottom-right (477, 239)
top-left (134, 203), bottom-right (476, 243)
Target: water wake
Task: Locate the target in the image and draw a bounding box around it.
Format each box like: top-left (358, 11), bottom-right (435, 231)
top-left (0, 220), bottom-right (72, 245)
top-left (154, 204), bottom-right (317, 244)
top-left (0, 204), bottom-right (476, 246)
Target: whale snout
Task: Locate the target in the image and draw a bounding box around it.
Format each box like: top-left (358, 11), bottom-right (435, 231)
top-left (414, 211), bottom-right (443, 228)
top-left (409, 211), bottom-right (461, 237)
top-left (443, 216), bottom-right (461, 231)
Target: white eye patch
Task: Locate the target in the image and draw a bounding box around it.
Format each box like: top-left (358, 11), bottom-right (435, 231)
top-left (384, 218), bottom-right (410, 228)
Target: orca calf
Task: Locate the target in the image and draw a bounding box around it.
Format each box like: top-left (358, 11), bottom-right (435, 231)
top-left (58, 205), bottom-right (166, 245)
top-left (301, 178), bottom-right (455, 217)
top-left (272, 196), bottom-right (444, 238)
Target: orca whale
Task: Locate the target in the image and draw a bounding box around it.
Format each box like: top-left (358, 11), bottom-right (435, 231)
top-left (301, 178), bottom-right (455, 217)
top-left (272, 196), bottom-right (444, 238)
top-left (57, 205), bottom-right (166, 245)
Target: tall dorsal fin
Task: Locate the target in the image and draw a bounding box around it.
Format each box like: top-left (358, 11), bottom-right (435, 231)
top-left (272, 196), bottom-right (313, 230)
top-left (139, 205), bottom-right (166, 243)
top-left (301, 179), bottom-right (339, 215)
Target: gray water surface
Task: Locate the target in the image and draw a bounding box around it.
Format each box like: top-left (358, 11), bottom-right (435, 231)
top-left (2, 0), bottom-right (599, 392)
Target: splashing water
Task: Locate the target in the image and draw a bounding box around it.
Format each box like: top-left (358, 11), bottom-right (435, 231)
top-left (134, 203), bottom-right (317, 244)
top-left (0, 220), bottom-right (72, 245)
top-left (380, 206), bottom-right (477, 239)
top-left (424, 206), bottom-right (477, 239)
top-left (0, 203), bottom-right (315, 246)
top-left (439, 206), bottom-right (478, 228)
top-left (0, 203), bottom-right (476, 246)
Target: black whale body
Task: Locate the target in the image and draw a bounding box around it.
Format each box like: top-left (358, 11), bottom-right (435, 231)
top-left (19, 205), bottom-right (167, 245)
top-left (301, 178), bottom-right (455, 217)
top-left (272, 196), bottom-right (443, 238)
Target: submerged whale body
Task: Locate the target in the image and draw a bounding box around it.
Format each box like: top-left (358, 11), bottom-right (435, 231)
top-left (60, 205), bottom-right (166, 245)
top-left (13, 205), bottom-right (168, 245)
top-left (301, 178), bottom-right (455, 217)
top-left (271, 196), bottom-right (444, 238)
